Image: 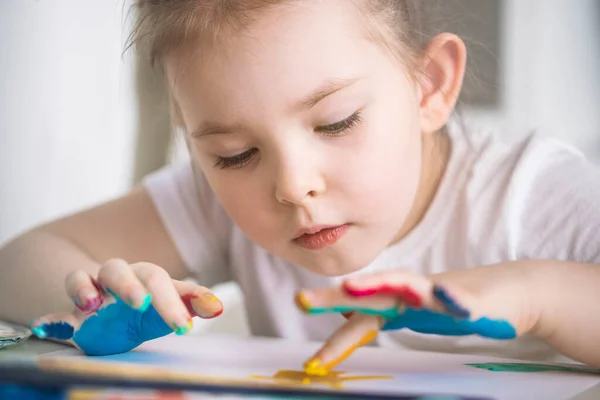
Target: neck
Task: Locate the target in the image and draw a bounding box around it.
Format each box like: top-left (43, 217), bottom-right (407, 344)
top-left (390, 129), bottom-right (451, 245)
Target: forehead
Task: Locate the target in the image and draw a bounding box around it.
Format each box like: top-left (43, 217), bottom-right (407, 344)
top-left (165, 0), bottom-right (392, 121)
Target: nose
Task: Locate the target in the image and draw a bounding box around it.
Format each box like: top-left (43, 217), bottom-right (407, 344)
top-left (274, 152), bottom-right (326, 207)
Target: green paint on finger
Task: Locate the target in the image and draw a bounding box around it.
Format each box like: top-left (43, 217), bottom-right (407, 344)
top-left (136, 293), bottom-right (152, 312)
top-left (304, 304), bottom-right (402, 320)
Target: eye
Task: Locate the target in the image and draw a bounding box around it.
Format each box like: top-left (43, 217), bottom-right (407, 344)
top-left (315, 111), bottom-right (362, 136)
top-left (214, 148), bottom-right (259, 170)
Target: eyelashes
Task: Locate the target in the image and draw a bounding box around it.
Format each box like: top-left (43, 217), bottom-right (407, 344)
top-left (213, 147), bottom-right (259, 170)
top-left (315, 111), bottom-right (362, 136)
top-left (213, 111), bottom-right (362, 170)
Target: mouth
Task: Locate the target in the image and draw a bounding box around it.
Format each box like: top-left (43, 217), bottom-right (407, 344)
top-left (293, 224), bottom-right (350, 250)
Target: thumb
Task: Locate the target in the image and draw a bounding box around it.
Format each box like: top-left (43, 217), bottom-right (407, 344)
top-left (172, 280), bottom-right (223, 319)
top-left (30, 313), bottom-right (81, 342)
top-left (303, 313), bottom-right (383, 376)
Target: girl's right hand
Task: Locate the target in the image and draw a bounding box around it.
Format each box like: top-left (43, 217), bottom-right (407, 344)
top-left (30, 259), bottom-right (223, 356)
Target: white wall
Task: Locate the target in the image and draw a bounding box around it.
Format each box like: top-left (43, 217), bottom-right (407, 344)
top-left (0, 0), bottom-right (170, 245)
top-left (502, 0), bottom-right (600, 158)
top-left (462, 0), bottom-right (600, 163)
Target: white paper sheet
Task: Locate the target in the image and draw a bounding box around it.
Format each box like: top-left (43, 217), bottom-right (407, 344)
top-left (43, 334), bottom-right (600, 400)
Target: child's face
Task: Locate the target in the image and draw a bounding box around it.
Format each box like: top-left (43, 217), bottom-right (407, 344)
top-left (168, 0), bottom-right (424, 276)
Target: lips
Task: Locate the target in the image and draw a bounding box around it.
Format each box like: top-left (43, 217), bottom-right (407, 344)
top-left (293, 224), bottom-right (350, 250)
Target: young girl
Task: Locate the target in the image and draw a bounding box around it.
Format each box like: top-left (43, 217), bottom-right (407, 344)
top-left (1, 0), bottom-right (600, 376)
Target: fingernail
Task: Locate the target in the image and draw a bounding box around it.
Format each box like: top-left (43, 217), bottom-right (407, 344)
top-left (304, 358), bottom-right (329, 377)
top-left (203, 293), bottom-right (223, 318)
top-left (433, 285), bottom-right (470, 319)
top-left (172, 316), bottom-right (193, 335)
top-left (31, 322), bottom-right (74, 340)
top-left (74, 288), bottom-right (103, 313)
top-left (204, 293), bottom-right (220, 302)
top-left (294, 291), bottom-right (312, 312)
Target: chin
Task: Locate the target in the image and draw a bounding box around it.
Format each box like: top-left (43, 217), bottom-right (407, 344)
top-left (298, 255), bottom-right (370, 277)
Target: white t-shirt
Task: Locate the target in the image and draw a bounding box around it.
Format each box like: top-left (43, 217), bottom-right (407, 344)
top-left (144, 122), bottom-right (600, 363)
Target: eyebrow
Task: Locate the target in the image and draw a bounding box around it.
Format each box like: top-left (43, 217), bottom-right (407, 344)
top-left (297, 77), bottom-right (362, 111)
top-left (191, 121), bottom-right (242, 139)
top-left (190, 77), bottom-right (362, 139)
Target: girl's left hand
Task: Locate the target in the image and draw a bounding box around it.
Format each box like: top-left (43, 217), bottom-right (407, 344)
top-left (295, 264), bottom-right (538, 376)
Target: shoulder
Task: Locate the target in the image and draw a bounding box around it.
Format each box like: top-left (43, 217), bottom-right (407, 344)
top-left (451, 121), bottom-right (592, 201)
top-left (453, 122), bottom-right (600, 262)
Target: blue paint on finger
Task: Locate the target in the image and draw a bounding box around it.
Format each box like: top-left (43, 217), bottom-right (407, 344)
top-left (105, 288), bottom-right (152, 311)
top-left (381, 308), bottom-right (516, 339)
top-left (32, 322), bottom-right (74, 340)
top-left (72, 295), bottom-right (174, 356)
top-left (432, 285), bottom-right (470, 319)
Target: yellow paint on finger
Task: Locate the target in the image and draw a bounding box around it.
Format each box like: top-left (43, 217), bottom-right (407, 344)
top-left (304, 329), bottom-right (378, 377)
top-left (294, 291), bottom-right (312, 312)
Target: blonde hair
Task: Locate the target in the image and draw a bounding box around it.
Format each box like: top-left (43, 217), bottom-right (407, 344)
top-left (127, 0), bottom-right (427, 73)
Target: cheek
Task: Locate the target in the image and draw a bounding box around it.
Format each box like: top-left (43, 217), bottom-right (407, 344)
top-left (190, 147), bottom-right (265, 230)
top-left (335, 109), bottom-right (422, 211)
top-left (202, 170), bottom-right (278, 246)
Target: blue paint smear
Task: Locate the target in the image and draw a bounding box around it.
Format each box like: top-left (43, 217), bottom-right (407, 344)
top-left (382, 308), bottom-right (516, 340)
top-left (34, 322), bottom-right (74, 340)
top-left (73, 295), bottom-right (173, 356)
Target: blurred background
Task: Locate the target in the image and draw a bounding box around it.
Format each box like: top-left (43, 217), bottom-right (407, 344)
top-left (0, 0), bottom-right (599, 333)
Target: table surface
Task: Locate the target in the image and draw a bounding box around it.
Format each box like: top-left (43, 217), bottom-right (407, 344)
top-left (1, 337), bottom-right (600, 400)
top-left (0, 337), bottom-right (68, 358)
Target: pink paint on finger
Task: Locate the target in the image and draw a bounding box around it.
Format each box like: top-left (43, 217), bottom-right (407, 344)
top-left (74, 295), bottom-right (104, 313)
top-left (342, 282), bottom-right (423, 308)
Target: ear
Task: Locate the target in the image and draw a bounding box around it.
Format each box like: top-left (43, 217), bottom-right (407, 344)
top-left (417, 33), bottom-right (467, 135)
top-left (169, 95), bottom-right (186, 129)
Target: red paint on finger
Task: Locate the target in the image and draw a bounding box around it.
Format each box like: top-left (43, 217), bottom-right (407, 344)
top-left (341, 312), bottom-right (354, 320)
top-left (209, 307), bottom-right (224, 318)
top-left (343, 282), bottom-right (423, 308)
top-left (181, 293), bottom-right (224, 319)
top-left (181, 294), bottom-right (198, 316)
top-left (75, 296), bottom-right (104, 313)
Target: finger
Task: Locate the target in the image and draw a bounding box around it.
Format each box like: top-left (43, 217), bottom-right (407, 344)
top-left (132, 262), bottom-right (193, 335)
top-left (342, 270), bottom-right (434, 308)
top-left (298, 270), bottom-right (476, 321)
top-left (97, 259), bottom-right (152, 311)
top-left (295, 288), bottom-right (401, 320)
top-left (303, 314), bottom-right (382, 376)
top-left (344, 271), bottom-right (473, 317)
top-left (65, 270), bottom-right (103, 313)
top-left (172, 280), bottom-right (223, 319)
top-left (30, 313), bottom-right (81, 341)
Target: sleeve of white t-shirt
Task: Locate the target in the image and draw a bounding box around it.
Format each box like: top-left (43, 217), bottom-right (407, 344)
top-left (518, 137), bottom-right (600, 263)
top-left (142, 162), bottom-right (233, 286)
